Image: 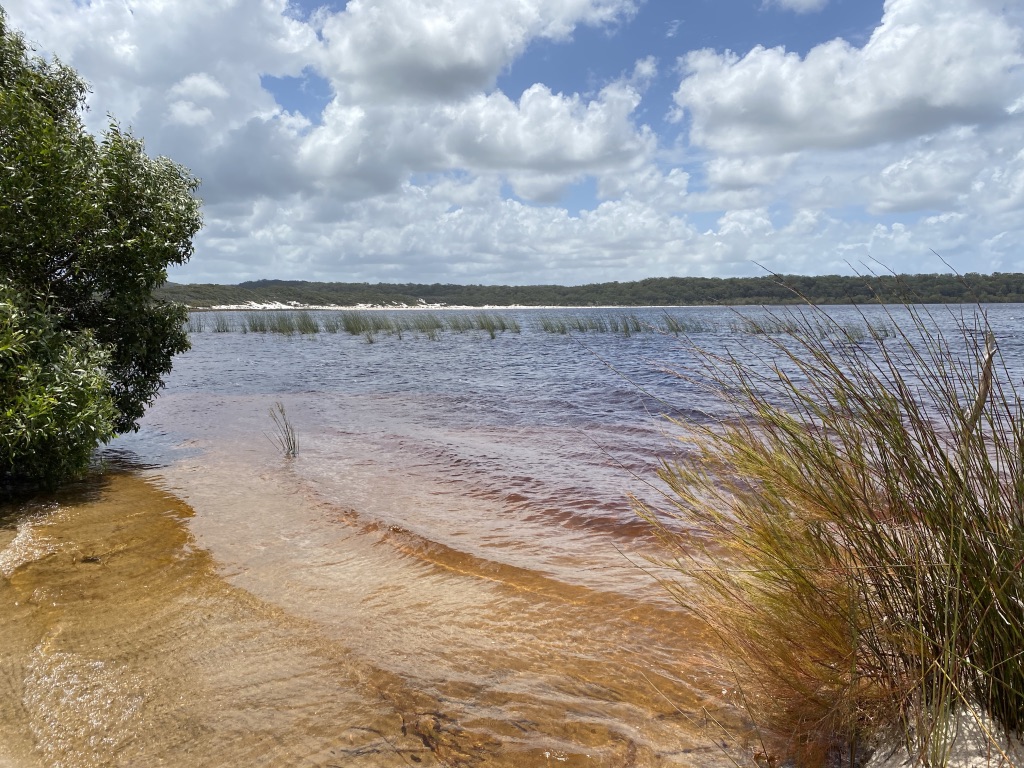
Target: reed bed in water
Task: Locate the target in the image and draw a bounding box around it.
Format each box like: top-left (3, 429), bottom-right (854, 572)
top-left (185, 309), bottom-right (888, 348)
top-left (537, 312), bottom-right (709, 336)
top-left (636, 304), bottom-right (1024, 767)
top-left (211, 313), bottom-right (233, 333)
top-left (730, 314), bottom-right (894, 342)
top-left (185, 313), bottom-right (205, 333)
top-left (218, 310), bottom-right (521, 340)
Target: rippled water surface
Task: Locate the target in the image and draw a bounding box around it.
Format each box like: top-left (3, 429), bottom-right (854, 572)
top-left (3, 304), bottom-right (1022, 767)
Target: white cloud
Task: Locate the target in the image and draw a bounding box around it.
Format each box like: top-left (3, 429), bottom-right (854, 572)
top-left (442, 80), bottom-right (653, 173)
top-left (675, 0), bottom-right (1024, 154)
top-left (705, 154), bottom-right (798, 191)
top-left (866, 132), bottom-right (985, 213)
top-left (316, 0), bottom-right (637, 101)
top-left (169, 73), bottom-right (230, 102)
top-left (167, 101), bottom-right (215, 127)
top-left (764, 0), bottom-right (829, 13)
top-left (3, 0), bottom-right (1024, 285)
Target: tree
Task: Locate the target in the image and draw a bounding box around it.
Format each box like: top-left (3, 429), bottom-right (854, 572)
top-left (0, 9), bottom-right (201, 486)
top-left (1, 283), bottom-right (117, 487)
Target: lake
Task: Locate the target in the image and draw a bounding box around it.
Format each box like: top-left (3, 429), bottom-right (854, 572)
top-left (2, 304), bottom-right (1020, 767)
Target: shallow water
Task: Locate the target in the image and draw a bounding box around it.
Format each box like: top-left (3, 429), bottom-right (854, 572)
top-left (2, 304), bottom-right (1022, 766)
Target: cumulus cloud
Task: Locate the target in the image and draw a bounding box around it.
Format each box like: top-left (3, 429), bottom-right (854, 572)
top-left (443, 81), bottom-right (653, 173)
top-left (675, 0), bottom-right (1024, 154)
top-left (764, 0), bottom-right (829, 13)
top-left (705, 154), bottom-right (798, 191)
top-left (316, 0), bottom-right (637, 101)
top-left (3, 0), bottom-right (1024, 284)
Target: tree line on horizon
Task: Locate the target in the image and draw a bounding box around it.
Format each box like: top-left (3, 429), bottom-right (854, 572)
top-left (157, 271), bottom-right (1024, 308)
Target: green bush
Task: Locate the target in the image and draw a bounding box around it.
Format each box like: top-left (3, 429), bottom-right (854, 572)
top-left (638, 304), bottom-right (1024, 766)
top-left (1, 284), bottom-right (117, 488)
top-left (0, 10), bottom-right (201, 436)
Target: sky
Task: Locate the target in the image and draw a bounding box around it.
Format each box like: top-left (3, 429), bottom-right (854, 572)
top-left (5, 0), bottom-right (1024, 286)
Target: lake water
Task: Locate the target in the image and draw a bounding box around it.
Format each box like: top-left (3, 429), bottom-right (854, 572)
top-left (1, 304), bottom-right (1021, 767)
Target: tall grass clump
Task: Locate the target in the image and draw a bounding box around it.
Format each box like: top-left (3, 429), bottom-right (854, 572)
top-left (271, 312), bottom-right (297, 336)
top-left (636, 303), bottom-right (1023, 767)
top-left (186, 313), bottom-right (205, 333)
top-left (340, 311), bottom-right (395, 336)
top-left (244, 312), bottom-right (271, 333)
top-left (473, 312), bottom-right (518, 338)
top-left (730, 315), bottom-right (809, 336)
top-left (211, 312), bottom-right (233, 332)
top-left (321, 313), bottom-right (342, 333)
top-left (266, 401), bottom-right (299, 458)
top-left (410, 312), bottom-right (444, 336)
top-left (294, 311), bottom-right (319, 335)
top-left (661, 313), bottom-right (710, 335)
top-left (539, 316), bottom-right (569, 334)
top-left (446, 314), bottom-right (475, 333)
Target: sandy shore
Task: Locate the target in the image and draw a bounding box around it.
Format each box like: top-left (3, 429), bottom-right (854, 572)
top-left (866, 711), bottom-right (1022, 768)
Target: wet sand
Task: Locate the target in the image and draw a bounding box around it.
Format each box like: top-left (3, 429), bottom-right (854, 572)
top-left (0, 460), bottom-right (749, 767)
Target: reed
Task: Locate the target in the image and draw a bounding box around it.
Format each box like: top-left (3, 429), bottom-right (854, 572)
top-left (535, 312), bottom-right (709, 336)
top-left (636, 304), bottom-right (1023, 767)
top-left (340, 311), bottom-right (372, 335)
top-left (271, 312), bottom-right (297, 336)
top-left (244, 312), bottom-right (270, 333)
top-left (186, 313), bottom-right (205, 333)
top-left (321, 313), bottom-right (342, 333)
top-left (539, 316), bottom-right (569, 334)
top-left (294, 311), bottom-right (319, 335)
top-left (446, 314), bottom-right (473, 333)
top-left (661, 313), bottom-right (710, 335)
top-left (730, 315), bottom-right (809, 336)
top-left (472, 312), bottom-right (517, 338)
top-left (211, 313), bottom-right (232, 333)
top-left (266, 401), bottom-right (298, 458)
top-left (409, 313), bottom-right (442, 334)
top-left (340, 311), bottom-right (396, 336)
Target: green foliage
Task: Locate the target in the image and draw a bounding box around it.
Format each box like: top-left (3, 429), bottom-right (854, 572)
top-left (157, 272), bottom-right (1024, 309)
top-left (0, 10), bottom-right (201, 435)
top-left (1, 283), bottom-right (117, 488)
top-left (638, 305), bottom-right (1024, 765)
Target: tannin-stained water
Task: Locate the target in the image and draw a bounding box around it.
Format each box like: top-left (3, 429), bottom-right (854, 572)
top-left (3, 305), bottom-right (1022, 767)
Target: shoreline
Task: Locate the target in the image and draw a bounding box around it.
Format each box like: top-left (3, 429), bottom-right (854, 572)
top-left (189, 301), bottom-right (700, 311)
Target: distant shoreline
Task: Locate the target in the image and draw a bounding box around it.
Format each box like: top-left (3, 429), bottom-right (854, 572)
top-left (157, 272), bottom-right (1024, 309)
top-left (186, 299), bottom-right (1024, 312)
top-left (188, 302), bottom-right (704, 311)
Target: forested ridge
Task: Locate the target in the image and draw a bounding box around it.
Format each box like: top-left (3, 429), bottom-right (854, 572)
top-left (158, 272), bottom-right (1024, 308)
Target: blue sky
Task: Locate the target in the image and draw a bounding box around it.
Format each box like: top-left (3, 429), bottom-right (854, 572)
top-left (5, 0), bottom-right (1024, 285)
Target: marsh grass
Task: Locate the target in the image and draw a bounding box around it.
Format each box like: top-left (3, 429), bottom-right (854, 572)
top-left (446, 314), bottom-right (475, 333)
top-left (539, 316), bottom-right (570, 334)
top-left (184, 308), bottom-right (888, 345)
top-left (536, 312), bottom-right (709, 336)
top-left (410, 313), bottom-right (444, 335)
top-left (272, 312), bottom-right (297, 335)
top-left (266, 401), bottom-right (298, 457)
top-left (473, 312), bottom-right (518, 337)
top-left (730, 315), bottom-right (808, 336)
top-left (211, 313), bottom-right (232, 333)
top-left (294, 311), bottom-right (319, 334)
top-left (636, 303), bottom-right (1024, 767)
top-left (663, 313), bottom-right (710, 335)
top-left (244, 312), bottom-right (270, 333)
